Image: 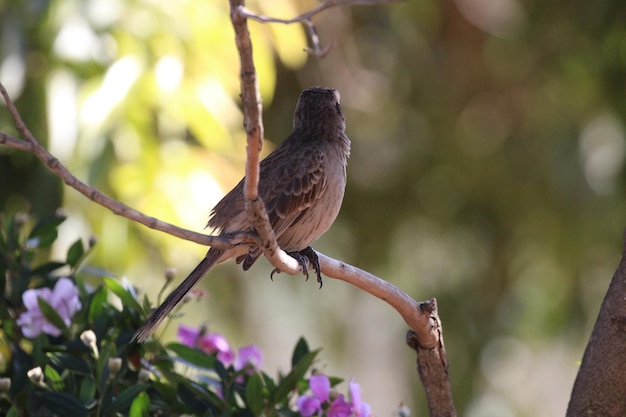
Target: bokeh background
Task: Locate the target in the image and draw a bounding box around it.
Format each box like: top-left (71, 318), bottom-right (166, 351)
top-left (2, 0), bottom-right (626, 415)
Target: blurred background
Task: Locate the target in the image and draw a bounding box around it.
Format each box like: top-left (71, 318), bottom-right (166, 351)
top-left (1, 0), bottom-right (625, 415)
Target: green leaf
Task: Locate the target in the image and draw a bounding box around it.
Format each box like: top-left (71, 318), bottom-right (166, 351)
top-left (44, 364), bottom-right (64, 391)
top-left (79, 377), bottom-right (97, 402)
top-left (47, 353), bottom-right (93, 376)
top-left (37, 297), bottom-right (69, 337)
top-left (166, 342), bottom-right (216, 369)
top-left (272, 349), bottom-right (320, 404)
top-left (102, 383), bottom-right (150, 416)
top-left (104, 277), bottom-right (143, 313)
top-left (30, 261), bottom-right (66, 276)
top-left (129, 391), bottom-right (150, 417)
top-left (66, 238), bottom-right (85, 268)
top-left (291, 337), bottom-right (310, 368)
top-left (88, 286), bottom-right (108, 322)
top-left (6, 406), bottom-right (19, 417)
top-left (27, 214), bottom-right (66, 248)
top-left (38, 391), bottom-right (88, 417)
top-left (245, 372), bottom-right (265, 416)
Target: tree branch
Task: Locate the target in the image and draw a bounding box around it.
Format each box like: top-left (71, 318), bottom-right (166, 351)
top-left (238, 0), bottom-right (406, 58)
top-left (0, 85), bottom-right (256, 251)
top-left (566, 231), bottom-right (626, 417)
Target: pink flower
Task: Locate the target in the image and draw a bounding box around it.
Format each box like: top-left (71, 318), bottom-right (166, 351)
top-left (296, 395), bottom-right (322, 417)
top-left (296, 375), bottom-right (371, 417)
top-left (17, 277), bottom-right (81, 338)
top-left (297, 374), bottom-right (331, 417)
top-left (328, 394), bottom-right (352, 417)
top-left (177, 325), bottom-right (235, 366)
top-left (349, 378), bottom-right (371, 417)
top-left (235, 345), bottom-right (263, 371)
top-left (310, 374), bottom-right (331, 402)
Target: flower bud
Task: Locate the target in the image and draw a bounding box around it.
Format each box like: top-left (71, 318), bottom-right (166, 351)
top-left (80, 330), bottom-right (99, 358)
top-left (88, 235), bottom-right (98, 248)
top-left (0, 377), bottom-right (11, 393)
top-left (138, 369), bottom-right (151, 383)
top-left (108, 358), bottom-right (122, 377)
top-left (164, 267), bottom-right (177, 282)
top-left (27, 367), bottom-right (44, 385)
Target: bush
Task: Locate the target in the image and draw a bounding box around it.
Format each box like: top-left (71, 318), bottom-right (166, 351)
top-left (0, 212), bottom-right (370, 417)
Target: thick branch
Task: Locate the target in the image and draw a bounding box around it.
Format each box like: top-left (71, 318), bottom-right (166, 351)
top-left (566, 231), bottom-right (626, 417)
top-left (230, 0), bottom-right (302, 275)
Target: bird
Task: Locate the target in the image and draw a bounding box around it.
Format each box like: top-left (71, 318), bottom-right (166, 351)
top-left (132, 87), bottom-right (350, 343)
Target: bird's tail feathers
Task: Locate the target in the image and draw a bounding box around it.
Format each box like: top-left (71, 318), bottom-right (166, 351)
top-left (131, 249), bottom-right (224, 343)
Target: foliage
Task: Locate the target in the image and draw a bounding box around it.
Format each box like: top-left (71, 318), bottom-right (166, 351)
top-left (0, 212), bottom-right (370, 417)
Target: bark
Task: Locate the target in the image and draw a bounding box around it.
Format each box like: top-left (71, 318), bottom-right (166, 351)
top-left (567, 232), bottom-right (626, 417)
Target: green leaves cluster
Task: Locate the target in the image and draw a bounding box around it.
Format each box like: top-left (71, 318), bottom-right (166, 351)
top-left (0, 211), bottom-right (331, 417)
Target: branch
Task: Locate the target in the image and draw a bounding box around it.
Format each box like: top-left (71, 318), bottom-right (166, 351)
top-left (238, 0), bottom-right (406, 58)
top-left (320, 254), bottom-right (456, 416)
top-left (230, 0), bottom-right (302, 275)
top-left (238, 0), bottom-right (406, 24)
top-left (0, 84), bottom-right (256, 251)
top-left (566, 231), bottom-right (626, 416)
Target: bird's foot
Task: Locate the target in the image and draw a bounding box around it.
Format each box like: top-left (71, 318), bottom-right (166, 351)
top-left (270, 247), bottom-right (323, 288)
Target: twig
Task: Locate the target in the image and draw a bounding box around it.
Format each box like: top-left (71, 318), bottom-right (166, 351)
top-left (238, 0), bottom-right (406, 58)
top-left (238, 0), bottom-right (406, 24)
top-left (0, 84), bottom-right (257, 251)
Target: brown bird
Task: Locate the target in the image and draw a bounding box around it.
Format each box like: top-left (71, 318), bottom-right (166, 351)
top-left (132, 87), bottom-right (350, 342)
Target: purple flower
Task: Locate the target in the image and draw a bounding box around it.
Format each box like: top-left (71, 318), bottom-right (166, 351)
top-left (235, 345), bottom-right (263, 371)
top-left (177, 325), bottom-right (235, 365)
top-left (297, 395), bottom-right (322, 417)
top-left (349, 378), bottom-right (371, 417)
top-left (328, 394), bottom-right (352, 417)
top-left (297, 374), bottom-right (331, 417)
top-left (296, 374), bottom-right (372, 417)
top-left (310, 374), bottom-right (331, 402)
top-left (17, 277), bottom-right (81, 338)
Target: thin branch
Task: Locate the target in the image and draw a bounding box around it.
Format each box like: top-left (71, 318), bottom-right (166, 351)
top-left (238, 0), bottom-right (405, 58)
top-left (238, 0), bottom-right (406, 25)
top-left (0, 84), bottom-right (257, 251)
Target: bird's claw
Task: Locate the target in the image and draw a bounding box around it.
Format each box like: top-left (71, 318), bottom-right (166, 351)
top-left (270, 247), bottom-right (323, 288)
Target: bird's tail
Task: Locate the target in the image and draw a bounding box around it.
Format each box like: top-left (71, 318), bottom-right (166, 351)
top-left (131, 248), bottom-right (225, 343)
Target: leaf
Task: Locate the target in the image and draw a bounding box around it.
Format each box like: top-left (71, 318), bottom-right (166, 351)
top-left (104, 277), bottom-right (143, 313)
top-left (88, 286), bottom-right (108, 322)
top-left (79, 377), bottom-right (97, 403)
top-left (37, 297), bottom-right (69, 337)
top-left (245, 372), bottom-right (265, 416)
top-left (30, 261), bottom-right (67, 276)
top-left (44, 364), bottom-right (64, 391)
top-left (166, 342), bottom-right (216, 369)
top-left (27, 214), bottom-right (66, 248)
top-left (66, 238), bottom-right (85, 268)
top-left (38, 391), bottom-right (88, 417)
top-left (102, 383), bottom-right (150, 416)
top-left (129, 391), bottom-right (150, 417)
top-left (47, 353), bottom-right (93, 376)
top-left (272, 349), bottom-right (320, 405)
top-left (291, 337), bottom-right (310, 368)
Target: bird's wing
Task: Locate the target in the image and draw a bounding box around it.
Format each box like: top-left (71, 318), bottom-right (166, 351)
top-left (260, 142), bottom-right (328, 238)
